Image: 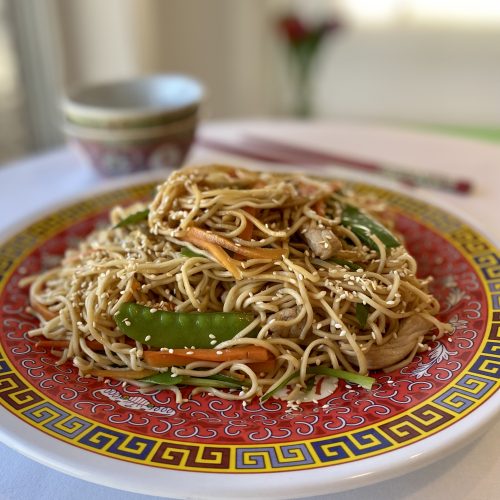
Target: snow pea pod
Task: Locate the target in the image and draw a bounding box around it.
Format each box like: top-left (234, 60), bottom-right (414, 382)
top-left (341, 204), bottom-right (400, 251)
top-left (115, 303), bottom-right (257, 348)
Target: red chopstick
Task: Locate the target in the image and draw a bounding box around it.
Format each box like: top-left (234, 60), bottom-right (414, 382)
top-left (197, 135), bottom-right (472, 194)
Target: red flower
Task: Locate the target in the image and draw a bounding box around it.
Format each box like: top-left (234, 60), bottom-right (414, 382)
top-left (279, 15), bottom-right (307, 43)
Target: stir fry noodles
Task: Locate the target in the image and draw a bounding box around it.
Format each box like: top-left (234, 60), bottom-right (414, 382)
top-left (23, 165), bottom-right (451, 403)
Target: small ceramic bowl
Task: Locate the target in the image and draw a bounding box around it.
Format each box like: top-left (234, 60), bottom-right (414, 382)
top-left (62, 74), bottom-right (204, 175)
top-left (63, 74), bottom-right (204, 129)
top-left (64, 113), bottom-right (197, 177)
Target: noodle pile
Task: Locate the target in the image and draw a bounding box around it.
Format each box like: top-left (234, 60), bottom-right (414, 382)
top-left (24, 165), bottom-right (451, 402)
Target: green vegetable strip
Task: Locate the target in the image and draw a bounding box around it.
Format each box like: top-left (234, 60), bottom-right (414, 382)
top-left (181, 376), bottom-right (243, 389)
top-left (341, 204), bottom-right (400, 251)
top-left (114, 209), bottom-right (150, 228)
top-left (261, 366), bottom-right (375, 402)
top-left (115, 303), bottom-right (257, 348)
top-left (260, 371), bottom-right (301, 402)
top-left (306, 366), bottom-right (375, 390)
top-left (328, 257), bottom-right (361, 272)
top-left (140, 370), bottom-right (249, 389)
top-left (355, 303), bottom-right (369, 328)
top-left (140, 371), bottom-right (183, 386)
top-left (205, 373), bottom-right (251, 387)
top-left (180, 247), bottom-right (205, 258)
top-left (305, 375), bottom-right (316, 393)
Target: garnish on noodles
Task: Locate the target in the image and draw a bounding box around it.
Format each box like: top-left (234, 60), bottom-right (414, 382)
top-left (22, 165), bottom-right (451, 403)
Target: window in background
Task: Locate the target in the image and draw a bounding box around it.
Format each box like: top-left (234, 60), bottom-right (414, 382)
top-left (0, 0), bottom-right (29, 164)
top-left (0, 0), bottom-right (63, 167)
top-left (336, 0), bottom-right (500, 26)
top-left (308, 0), bottom-right (500, 132)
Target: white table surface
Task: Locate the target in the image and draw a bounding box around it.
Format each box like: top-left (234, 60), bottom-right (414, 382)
top-left (0, 120), bottom-right (498, 500)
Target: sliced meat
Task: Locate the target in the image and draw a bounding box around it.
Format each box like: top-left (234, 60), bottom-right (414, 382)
top-left (269, 308), bottom-right (307, 338)
top-left (302, 226), bottom-right (342, 260)
top-left (348, 315), bottom-right (433, 370)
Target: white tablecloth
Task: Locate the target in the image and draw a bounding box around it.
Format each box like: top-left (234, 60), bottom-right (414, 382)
top-left (0, 120), bottom-right (499, 500)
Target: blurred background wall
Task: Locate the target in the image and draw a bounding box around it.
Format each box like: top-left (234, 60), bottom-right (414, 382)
top-left (1, 0), bottom-right (500, 163)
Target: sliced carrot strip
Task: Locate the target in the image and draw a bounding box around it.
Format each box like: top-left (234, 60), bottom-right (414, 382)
top-left (247, 359), bottom-right (276, 375)
top-left (191, 239), bottom-right (243, 280)
top-left (31, 300), bottom-right (58, 321)
top-left (183, 227), bottom-right (284, 261)
top-left (234, 207), bottom-right (256, 261)
top-left (239, 207), bottom-right (256, 241)
top-left (85, 368), bottom-right (156, 380)
top-left (297, 182), bottom-right (321, 197)
top-left (35, 340), bottom-right (71, 349)
top-left (313, 199), bottom-right (326, 217)
top-left (143, 346), bottom-right (271, 368)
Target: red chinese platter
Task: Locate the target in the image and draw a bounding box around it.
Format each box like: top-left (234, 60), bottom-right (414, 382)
top-left (0, 178), bottom-right (498, 498)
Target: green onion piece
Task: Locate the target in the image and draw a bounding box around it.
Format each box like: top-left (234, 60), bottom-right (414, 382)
top-left (182, 376), bottom-right (243, 389)
top-left (205, 373), bottom-right (251, 388)
top-left (260, 365), bottom-right (375, 402)
top-left (140, 371), bottom-right (186, 386)
top-left (140, 371), bottom-right (248, 390)
top-left (260, 371), bottom-right (301, 402)
top-left (341, 204), bottom-right (400, 251)
top-left (329, 257), bottom-right (361, 272)
top-left (355, 303), bottom-right (369, 328)
top-left (114, 209), bottom-right (150, 228)
top-left (306, 366), bottom-right (375, 390)
top-left (180, 247), bottom-right (205, 258)
top-left (305, 375), bottom-right (316, 393)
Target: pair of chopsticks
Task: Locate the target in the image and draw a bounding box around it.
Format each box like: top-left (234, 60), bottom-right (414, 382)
top-left (197, 135), bottom-right (472, 194)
